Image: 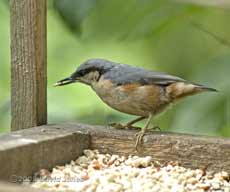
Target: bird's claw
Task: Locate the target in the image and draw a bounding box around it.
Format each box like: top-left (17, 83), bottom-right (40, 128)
top-left (109, 123), bottom-right (141, 130)
top-left (135, 130), bottom-right (145, 151)
top-left (108, 122), bottom-right (125, 129)
top-left (109, 122), bottom-right (160, 151)
top-left (134, 125), bottom-right (160, 151)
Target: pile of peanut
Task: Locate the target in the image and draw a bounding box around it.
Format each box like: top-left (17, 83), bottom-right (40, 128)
top-left (30, 150), bottom-right (230, 192)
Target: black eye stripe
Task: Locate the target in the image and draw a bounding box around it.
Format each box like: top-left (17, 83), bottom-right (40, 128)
top-left (71, 64), bottom-right (110, 80)
top-left (79, 66), bottom-right (105, 76)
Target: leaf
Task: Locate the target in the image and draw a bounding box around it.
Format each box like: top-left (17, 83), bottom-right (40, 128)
top-left (54, 0), bottom-right (97, 34)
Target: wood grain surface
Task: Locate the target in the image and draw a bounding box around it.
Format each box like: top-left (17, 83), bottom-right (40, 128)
top-left (10, 0), bottom-right (47, 131)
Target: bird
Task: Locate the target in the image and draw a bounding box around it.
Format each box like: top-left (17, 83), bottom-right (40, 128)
top-left (55, 58), bottom-right (217, 150)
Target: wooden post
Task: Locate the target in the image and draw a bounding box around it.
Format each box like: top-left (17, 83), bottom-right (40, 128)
top-left (10, 0), bottom-right (47, 131)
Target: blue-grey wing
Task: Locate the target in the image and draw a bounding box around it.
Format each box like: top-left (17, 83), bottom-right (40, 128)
top-left (103, 64), bottom-right (186, 86)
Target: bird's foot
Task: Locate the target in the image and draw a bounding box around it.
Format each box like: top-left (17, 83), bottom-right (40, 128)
top-left (135, 129), bottom-right (146, 151)
top-left (134, 125), bottom-right (160, 151)
top-left (109, 122), bottom-right (141, 130)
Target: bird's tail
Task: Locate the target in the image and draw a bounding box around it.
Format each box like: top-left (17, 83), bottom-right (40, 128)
top-left (166, 82), bottom-right (218, 101)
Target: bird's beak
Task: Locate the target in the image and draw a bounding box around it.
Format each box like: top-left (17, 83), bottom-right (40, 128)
top-left (54, 77), bottom-right (77, 87)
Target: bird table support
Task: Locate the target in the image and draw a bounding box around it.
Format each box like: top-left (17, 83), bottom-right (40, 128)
top-left (10, 0), bottom-right (47, 131)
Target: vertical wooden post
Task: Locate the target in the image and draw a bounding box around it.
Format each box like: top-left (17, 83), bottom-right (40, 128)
top-left (10, 0), bottom-right (47, 131)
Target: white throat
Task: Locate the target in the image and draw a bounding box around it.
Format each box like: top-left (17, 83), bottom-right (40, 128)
top-left (80, 71), bottom-right (100, 85)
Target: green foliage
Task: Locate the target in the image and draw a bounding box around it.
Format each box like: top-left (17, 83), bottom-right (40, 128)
top-left (54, 0), bottom-right (97, 33)
top-left (0, 1), bottom-right (10, 133)
top-left (0, 0), bottom-right (229, 136)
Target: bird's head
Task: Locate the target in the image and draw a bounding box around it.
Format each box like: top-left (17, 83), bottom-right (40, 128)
top-left (54, 59), bottom-right (115, 86)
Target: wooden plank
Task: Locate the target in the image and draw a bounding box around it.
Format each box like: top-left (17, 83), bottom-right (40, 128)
top-left (63, 123), bottom-right (230, 173)
top-left (0, 123), bottom-right (229, 183)
top-left (10, 0), bottom-right (47, 131)
top-left (0, 124), bottom-right (90, 181)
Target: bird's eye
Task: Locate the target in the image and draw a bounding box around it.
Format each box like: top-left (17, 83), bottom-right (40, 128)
top-left (77, 69), bottom-right (87, 76)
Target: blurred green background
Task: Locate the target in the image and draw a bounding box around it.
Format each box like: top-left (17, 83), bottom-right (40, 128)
top-left (0, 0), bottom-right (229, 136)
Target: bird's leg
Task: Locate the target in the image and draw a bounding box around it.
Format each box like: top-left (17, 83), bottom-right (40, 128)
top-left (148, 125), bottom-right (161, 131)
top-left (135, 113), bottom-right (153, 151)
top-left (126, 116), bottom-right (146, 128)
top-left (109, 116), bottom-right (146, 129)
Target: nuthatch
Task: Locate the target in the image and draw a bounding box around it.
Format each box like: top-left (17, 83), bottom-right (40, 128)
top-left (55, 59), bottom-right (217, 150)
